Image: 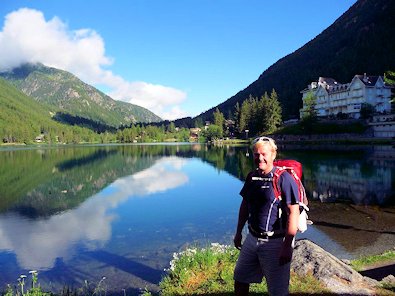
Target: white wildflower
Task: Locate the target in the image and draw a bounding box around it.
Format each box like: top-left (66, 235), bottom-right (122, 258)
top-left (210, 242), bottom-right (229, 254)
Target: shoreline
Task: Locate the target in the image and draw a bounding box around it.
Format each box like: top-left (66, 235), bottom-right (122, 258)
top-left (2, 135), bottom-right (395, 148)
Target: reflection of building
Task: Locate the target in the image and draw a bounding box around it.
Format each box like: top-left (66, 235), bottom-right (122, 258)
top-left (300, 75), bottom-right (392, 119)
top-left (369, 145), bottom-right (395, 163)
top-left (310, 162), bottom-right (392, 205)
top-left (368, 114), bottom-right (395, 138)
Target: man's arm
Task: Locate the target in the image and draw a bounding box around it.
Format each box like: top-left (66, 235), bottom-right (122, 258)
top-left (234, 198), bottom-right (249, 250)
top-left (279, 203), bottom-right (299, 265)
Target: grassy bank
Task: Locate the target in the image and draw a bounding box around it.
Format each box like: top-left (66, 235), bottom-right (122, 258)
top-left (351, 250), bottom-right (395, 272)
top-left (148, 243), bottom-right (395, 296)
top-left (3, 245), bottom-right (394, 296)
top-left (150, 243), bottom-right (330, 295)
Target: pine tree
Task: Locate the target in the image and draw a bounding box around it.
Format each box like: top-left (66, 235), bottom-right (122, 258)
top-left (384, 70), bottom-right (395, 104)
top-left (194, 117), bottom-right (204, 128)
top-left (249, 96), bottom-right (259, 135)
top-left (234, 102), bottom-right (241, 136)
top-left (239, 98), bottom-right (252, 134)
top-left (384, 70), bottom-right (395, 85)
top-left (255, 94), bottom-right (267, 134)
top-left (213, 108), bottom-right (225, 138)
top-left (302, 91), bottom-right (318, 120)
top-left (263, 89), bottom-right (282, 134)
top-left (301, 90), bottom-right (318, 133)
top-left (167, 122), bottom-right (176, 133)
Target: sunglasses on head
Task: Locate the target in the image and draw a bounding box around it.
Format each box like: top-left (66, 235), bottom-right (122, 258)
top-left (252, 136), bottom-right (273, 144)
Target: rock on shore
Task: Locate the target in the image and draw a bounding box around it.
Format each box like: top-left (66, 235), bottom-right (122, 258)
top-left (291, 239), bottom-right (380, 295)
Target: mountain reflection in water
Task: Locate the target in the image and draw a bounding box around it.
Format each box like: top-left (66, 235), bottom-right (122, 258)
top-left (0, 143), bottom-right (394, 294)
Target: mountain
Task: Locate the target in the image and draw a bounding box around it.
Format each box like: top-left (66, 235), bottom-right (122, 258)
top-left (0, 63), bottom-right (162, 126)
top-left (197, 0), bottom-right (395, 121)
top-left (0, 78), bottom-right (100, 143)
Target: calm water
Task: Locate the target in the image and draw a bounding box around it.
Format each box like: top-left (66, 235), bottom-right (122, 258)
top-left (0, 143), bottom-right (394, 294)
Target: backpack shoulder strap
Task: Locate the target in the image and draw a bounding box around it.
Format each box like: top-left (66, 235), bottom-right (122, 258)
top-left (272, 167), bottom-right (285, 200)
top-left (273, 166), bottom-right (308, 205)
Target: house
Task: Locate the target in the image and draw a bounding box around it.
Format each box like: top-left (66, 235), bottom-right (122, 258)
top-left (35, 134), bottom-right (45, 143)
top-left (300, 74), bottom-right (392, 119)
top-left (189, 127), bottom-right (201, 141)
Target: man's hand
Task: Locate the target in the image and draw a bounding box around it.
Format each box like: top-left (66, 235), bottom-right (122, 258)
top-left (234, 199), bottom-right (248, 251)
top-left (279, 244), bottom-right (293, 265)
top-left (279, 203), bottom-right (298, 265)
top-left (234, 233), bottom-right (243, 250)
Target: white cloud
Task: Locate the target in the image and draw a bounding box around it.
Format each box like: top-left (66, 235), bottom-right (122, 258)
top-left (108, 81), bottom-right (188, 120)
top-left (161, 106), bottom-right (189, 121)
top-left (0, 8), bottom-right (187, 120)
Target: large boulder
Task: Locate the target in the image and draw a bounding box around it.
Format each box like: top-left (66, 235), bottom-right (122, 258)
top-left (291, 239), bottom-right (379, 295)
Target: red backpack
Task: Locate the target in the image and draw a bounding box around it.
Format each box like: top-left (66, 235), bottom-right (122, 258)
top-left (272, 159), bottom-right (307, 205)
top-left (272, 159), bottom-right (311, 232)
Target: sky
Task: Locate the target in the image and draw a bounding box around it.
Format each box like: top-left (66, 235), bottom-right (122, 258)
top-left (0, 0), bottom-right (357, 120)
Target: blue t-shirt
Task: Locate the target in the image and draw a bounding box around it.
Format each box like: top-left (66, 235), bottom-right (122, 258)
top-left (240, 167), bottom-right (299, 233)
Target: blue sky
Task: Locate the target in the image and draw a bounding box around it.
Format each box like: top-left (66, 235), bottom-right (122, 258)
top-left (0, 0), bottom-right (357, 120)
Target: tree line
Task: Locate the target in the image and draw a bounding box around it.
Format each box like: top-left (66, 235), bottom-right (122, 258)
top-left (202, 89), bottom-right (282, 141)
top-left (1, 123), bottom-right (193, 145)
top-left (1, 90), bottom-right (283, 144)
top-left (115, 123), bottom-right (190, 143)
top-left (2, 71), bottom-right (283, 145)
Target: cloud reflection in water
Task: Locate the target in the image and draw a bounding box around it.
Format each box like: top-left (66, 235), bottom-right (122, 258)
top-left (0, 156), bottom-right (189, 270)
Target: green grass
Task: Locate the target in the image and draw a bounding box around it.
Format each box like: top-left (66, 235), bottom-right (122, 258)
top-left (219, 139), bottom-right (249, 145)
top-left (156, 243), bottom-right (329, 295)
top-left (350, 250), bottom-right (395, 271)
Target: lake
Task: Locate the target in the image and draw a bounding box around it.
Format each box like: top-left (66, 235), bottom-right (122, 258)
top-left (0, 143), bottom-right (394, 294)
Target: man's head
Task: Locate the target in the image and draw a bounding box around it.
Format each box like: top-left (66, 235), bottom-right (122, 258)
top-left (252, 136), bottom-right (277, 174)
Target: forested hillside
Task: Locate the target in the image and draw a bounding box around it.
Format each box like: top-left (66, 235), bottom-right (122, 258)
top-left (0, 78), bottom-right (101, 143)
top-left (196, 0), bottom-right (395, 121)
top-left (0, 63), bottom-right (162, 127)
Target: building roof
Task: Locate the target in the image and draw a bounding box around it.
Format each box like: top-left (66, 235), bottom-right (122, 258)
top-left (302, 74), bottom-right (390, 96)
top-left (318, 77), bottom-right (338, 86)
top-left (355, 74), bottom-right (380, 86)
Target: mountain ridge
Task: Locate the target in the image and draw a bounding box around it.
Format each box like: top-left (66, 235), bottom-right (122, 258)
top-left (0, 77), bottom-right (101, 143)
top-left (0, 63), bottom-right (162, 126)
top-left (196, 0), bottom-right (395, 122)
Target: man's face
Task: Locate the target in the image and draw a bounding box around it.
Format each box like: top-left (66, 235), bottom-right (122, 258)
top-left (253, 143), bottom-right (276, 174)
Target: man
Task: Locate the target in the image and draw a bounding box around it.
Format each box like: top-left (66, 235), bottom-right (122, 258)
top-left (233, 136), bottom-right (300, 296)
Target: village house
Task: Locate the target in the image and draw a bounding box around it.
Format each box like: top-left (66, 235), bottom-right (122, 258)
top-left (189, 127), bottom-right (201, 141)
top-left (35, 134), bottom-right (45, 143)
top-left (299, 74), bottom-right (392, 119)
